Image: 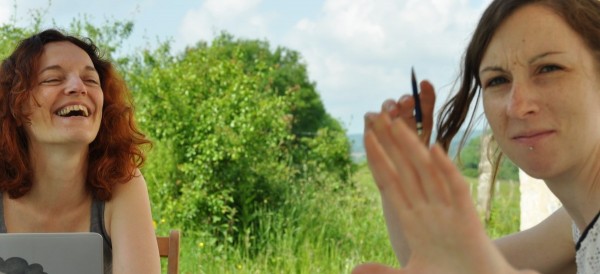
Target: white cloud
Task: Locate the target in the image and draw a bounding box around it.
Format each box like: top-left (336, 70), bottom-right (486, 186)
top-left (0, 0), bottom-right (12, 25)
top-left (284, 0), bottom-right (488, 133)
top-left (203, 0), bottom-right (262, 19)
top-left (174, 0), bottom-right (490, 133)
top-left (179, 0), bottom-right (267, 48)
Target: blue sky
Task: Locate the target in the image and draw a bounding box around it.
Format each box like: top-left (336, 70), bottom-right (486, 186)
top-left (0, 0), bottom-right (490, 134)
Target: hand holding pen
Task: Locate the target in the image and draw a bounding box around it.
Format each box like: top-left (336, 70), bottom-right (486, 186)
top-left (362, 68), bottom-right (436, 264)
top-left (364, 67), bottom-right (436, 145)
top-left (356, 69), bottom-right (529, 274)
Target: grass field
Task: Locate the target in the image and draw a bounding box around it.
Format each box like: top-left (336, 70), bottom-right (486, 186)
top-left (166, 164), bottom-right (521, 273)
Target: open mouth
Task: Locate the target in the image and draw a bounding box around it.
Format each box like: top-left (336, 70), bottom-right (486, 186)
top-left (55, 105), bottom-right (90, 117)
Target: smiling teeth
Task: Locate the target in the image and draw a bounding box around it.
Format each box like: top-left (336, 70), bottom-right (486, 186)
top-left (57, 105), bottom-right (89, 117)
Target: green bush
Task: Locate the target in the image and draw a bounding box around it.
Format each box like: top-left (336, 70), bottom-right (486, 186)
top-left (459, 134), bottom-right (519, 181)
top-left (128, 33), bottom-right (354, 248)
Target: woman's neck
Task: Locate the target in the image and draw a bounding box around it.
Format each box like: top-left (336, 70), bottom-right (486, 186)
top-left (544, 149), bottom-right (600, 231)
top-left (24, 143), bottom-right (90, 211)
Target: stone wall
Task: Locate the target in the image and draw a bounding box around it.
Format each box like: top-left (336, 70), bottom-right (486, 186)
top-left (519, 169), bottom-right (562, 231)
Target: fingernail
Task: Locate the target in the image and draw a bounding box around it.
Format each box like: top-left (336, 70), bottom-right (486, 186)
top-left (399, 95), bottom-right (411, 103)
top-left (364, 113), bottom-right (375, 123)
top-left (385, 102), bottom-right (397, 112)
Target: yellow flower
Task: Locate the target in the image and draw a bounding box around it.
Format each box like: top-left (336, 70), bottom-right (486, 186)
top-left (198, 242), bottom-right (205, 248)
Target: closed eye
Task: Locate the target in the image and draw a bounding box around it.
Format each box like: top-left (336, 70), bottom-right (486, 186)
top-left (41, 78), bottom-right (60, 84)
top-left (84, 79), bottom-right (100, 85)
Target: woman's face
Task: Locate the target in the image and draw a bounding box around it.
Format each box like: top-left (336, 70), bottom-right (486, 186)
top-left (480, 4), bottom-right (600, 179)
top-left (23, 41), bottom-right (104, 149)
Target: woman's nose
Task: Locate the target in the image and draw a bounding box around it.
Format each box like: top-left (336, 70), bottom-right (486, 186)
top-left (65, 76), bottom-right (87, 95)
top-left (506, 83), bottom-right (539, 119)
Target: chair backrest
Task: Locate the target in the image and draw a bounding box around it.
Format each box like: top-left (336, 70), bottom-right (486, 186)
top-left (156, 230), bottom-right (180, 274)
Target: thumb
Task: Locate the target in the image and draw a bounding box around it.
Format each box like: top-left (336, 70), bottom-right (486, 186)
top-left (419, 80), bottom-right (436, 145)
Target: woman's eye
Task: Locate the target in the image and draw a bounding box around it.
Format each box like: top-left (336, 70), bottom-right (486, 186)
top-left (85, 79), bottom-right (99, 85)
top-left (41, 79), bottom-right (60, 84)
top-left (539, 64), bottom-right (562, 73)
top-left (485, 76), bottom-right (509, 88)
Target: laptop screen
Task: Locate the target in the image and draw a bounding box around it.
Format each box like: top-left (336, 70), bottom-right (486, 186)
top-left (0, 232), bottom-right (103, 274)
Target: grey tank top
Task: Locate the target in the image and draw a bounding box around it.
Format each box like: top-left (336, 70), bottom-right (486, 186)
top-left (0, 193), bottom-right (113, 274)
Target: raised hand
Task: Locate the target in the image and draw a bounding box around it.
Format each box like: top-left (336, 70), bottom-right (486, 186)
top-left (363, 80), bottom-right (436, 264)
top-left (355, 114), bottom-right (538, 274)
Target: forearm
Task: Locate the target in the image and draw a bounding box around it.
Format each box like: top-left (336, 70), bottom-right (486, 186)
top-left (493, 208), bottom-right (575, 274)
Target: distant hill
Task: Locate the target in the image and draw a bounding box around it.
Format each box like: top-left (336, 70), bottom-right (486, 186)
top-left (348, 129), bottom-right (483, 163)
top-left (348, 133), bottom-right (365, 162)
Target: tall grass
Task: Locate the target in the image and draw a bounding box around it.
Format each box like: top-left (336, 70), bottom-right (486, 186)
top-left (466, 177), bottom-right (521, 238)
top-left (160, 165), bottom-right (520, 273)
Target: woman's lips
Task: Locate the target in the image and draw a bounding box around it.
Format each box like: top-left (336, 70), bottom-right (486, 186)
top-left (512, 130), bottom-right (555, 146)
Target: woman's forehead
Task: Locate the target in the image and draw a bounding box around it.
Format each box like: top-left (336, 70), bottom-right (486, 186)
top-left (38, 41), bottom-right (95, 70)
top-left (480, 5), bottom-right (585, 68)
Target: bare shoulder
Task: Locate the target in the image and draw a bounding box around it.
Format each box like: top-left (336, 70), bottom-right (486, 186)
top-left (111, 169), bottom-right (148, 201)
top-left (105, 169), bottom-right (160, 274)
top-left (104, 169), bottom-right (150, 233)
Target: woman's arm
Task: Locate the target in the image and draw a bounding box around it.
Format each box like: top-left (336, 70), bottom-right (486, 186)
top-left (495, 207), bottom-right (576, 274)
top-left (106, 170), bottom-right (161, 274)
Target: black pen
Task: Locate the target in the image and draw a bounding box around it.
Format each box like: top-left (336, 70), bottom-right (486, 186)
top-left (411, 67), bottom-right (423, 136)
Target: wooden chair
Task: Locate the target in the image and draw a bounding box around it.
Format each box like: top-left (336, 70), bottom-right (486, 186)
top-left (157, 229), bottom-right (181, 274)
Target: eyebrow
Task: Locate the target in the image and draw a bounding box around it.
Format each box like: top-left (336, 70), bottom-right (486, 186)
top-left (479, 51), bottom-right (565, 75)
top-left (39, 65), bottom-right (97, 74)
top-left (529, 51), bottom-right (564, 64)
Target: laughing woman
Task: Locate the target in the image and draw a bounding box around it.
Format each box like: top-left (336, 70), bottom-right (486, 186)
top-left (0, 29), bottom-right (160, 274)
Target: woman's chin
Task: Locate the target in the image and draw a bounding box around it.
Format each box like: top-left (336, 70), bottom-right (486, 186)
top-left (518, 164), bottom-right (559, 181)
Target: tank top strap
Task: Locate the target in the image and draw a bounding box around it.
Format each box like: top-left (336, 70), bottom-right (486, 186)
top-left (90, 198), bottom-right (113, 274)
top-left (0, 193), bottom-right (6, 233)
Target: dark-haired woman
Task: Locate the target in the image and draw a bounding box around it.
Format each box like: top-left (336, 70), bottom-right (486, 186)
top-left (355, 1), bottom-right (600, 273)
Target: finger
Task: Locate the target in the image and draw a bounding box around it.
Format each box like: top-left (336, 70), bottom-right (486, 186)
top-left (389, 117), bottom-right (440, 204)
top-left (369, 114), bottom-right (425, 207)
top-left (371, 114), bottom-right (427, 205)
top-left (394, 97), bottom-right (418, 150)
top-left (428, 143), bottom-right (453, 205)
top-left (397, 95), bottom-right (415, 117)
top-left (352, 263), bottom-right (402, 274)
top-left (364, 112), bottom-right (378, 134)
top-left (381, 99), bottom-right (401, 118)
top-left (420, 80), bottom-right (436, 144)
top-left (364, 128), bottom-right (412, 208)
top-left (431, 142), bottom-right (470, 208)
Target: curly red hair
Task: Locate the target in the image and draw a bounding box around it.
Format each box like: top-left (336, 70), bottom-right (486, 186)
top-left (0, 29), bottom-right (150, 200)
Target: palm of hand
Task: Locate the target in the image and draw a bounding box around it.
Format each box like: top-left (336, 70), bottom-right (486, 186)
top-left (355, 115), bottom-right (539, 274)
